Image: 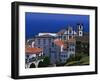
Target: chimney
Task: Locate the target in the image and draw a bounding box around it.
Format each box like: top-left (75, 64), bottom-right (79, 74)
top-left (32, 41), bottom-right (35, 47)
top-left (61, 45), bottom-right (64, 52)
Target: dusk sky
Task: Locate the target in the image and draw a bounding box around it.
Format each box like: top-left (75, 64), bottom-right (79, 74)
top-left (25, 12), bottom-right (89, 39)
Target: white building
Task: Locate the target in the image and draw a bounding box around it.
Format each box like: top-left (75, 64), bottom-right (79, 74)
top-left (34, 34), bottom-right (55, 56)
top-left (54, 38), bottom-right (76, 63)
top-left (25, 46), bottom-right (43, 68)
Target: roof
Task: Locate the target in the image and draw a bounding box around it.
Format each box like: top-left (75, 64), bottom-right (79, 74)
top-left (26, 47), bottom-right (43, 54)
top-left (57, 29), bottom-right (66, 35)
top-left (38, 33), bottom-right (57, 37)
top-left (57, 26), bottom-right (73, 35)
top-left (67, 26), bottom-right (73, 31)
top-left (35, 34), bottom-right (54, 38)
top-left (54, 39), bottom-right (64, 47)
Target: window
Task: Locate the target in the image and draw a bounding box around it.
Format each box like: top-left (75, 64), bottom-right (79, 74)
top-left (61, 55), bottom-right (63, 57)
top-left (63, 48), bottom-right (67, 51)
top-left (69, 48), bottom-right (74, 51)
top-left (81, 44), bottom-right (83, 48)
top-left (59, 35), bottom-right (61, 39)
top-left (54, 53), bottom-right (56, 59)
top-left (79, 25), bottom-right (83, 30)
top-left (70, 43), bottom-right (75, 46)
top-left (69, 36), bottom-right (72, 39)
top-left (69, 30), bottom-right (71, 34)
top-left (52, 42), bottom-right (54, 47)
top-left (63, 35), bottom-right (66, 40)
top-left (72, 48), bottom-right (74, 51)
top-left (43, 39), bottom-right (46, 44)
top-left (49, 48), bottom-right (51, 52)
top-left (49, 39), bottom-right (51, 43)
top-left (61, 55), bottom-right (66, 58)
top-left (85, 45), bottom-right (88, 48)
top-left (69, 48), bottom-right (72, 51)
top-left (38, 39), bottom-right (40, 45)
top-left (66, 55), bottom-right (67, 57)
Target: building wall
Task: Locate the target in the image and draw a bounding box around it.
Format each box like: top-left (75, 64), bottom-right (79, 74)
top-left (60, 51), bottom-right (69, 63)
top-left (68, 43), bottom-right (76, 57)
top-left (34, 37), bottom-right (57, 64)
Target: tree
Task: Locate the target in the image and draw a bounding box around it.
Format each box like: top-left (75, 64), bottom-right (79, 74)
top-left (67, 54), bottom-right (82, 62)
top-left (38, 56), bottom-right (50, 67)
top-left (81, 42), bottom-right (89, 55)
top-left (76, 41), bottom-right (82, 53)
top-left (38, 61), bottom-right (45, 68)
top-left (76, 41), bottom-right (89, 55)
top-left (43, 56), bottom-right (50, 66)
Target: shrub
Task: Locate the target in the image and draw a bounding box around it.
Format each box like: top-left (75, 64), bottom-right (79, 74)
top-left (67, 54), bottom-right (82, 62)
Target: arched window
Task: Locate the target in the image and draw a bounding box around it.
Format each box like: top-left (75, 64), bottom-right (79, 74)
top-left (69, 36), bottom-right (72, 39)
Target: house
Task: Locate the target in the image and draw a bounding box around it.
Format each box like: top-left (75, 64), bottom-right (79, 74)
top-left (54, 38), bottom-right (76, 63)
top-left (34, 34), bottom-right (55, 56)
top-left (34, 34), bottom-right (56, 63)
top-left (54, 39), bottom-right (68, 63)
top-left (25, 46), bottom-right (43, 68)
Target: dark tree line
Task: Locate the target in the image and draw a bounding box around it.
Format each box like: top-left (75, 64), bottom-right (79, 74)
top-left (76, 41), bottom-right (89, 55)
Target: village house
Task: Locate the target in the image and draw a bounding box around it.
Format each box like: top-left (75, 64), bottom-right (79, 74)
top-left (25, 43), bottom-right (43, 68)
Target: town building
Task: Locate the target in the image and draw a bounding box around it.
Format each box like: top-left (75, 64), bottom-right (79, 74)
top-left (25, 45), bottom-right (43, 68)
top-left (25, 23), bottom-right (87, 67)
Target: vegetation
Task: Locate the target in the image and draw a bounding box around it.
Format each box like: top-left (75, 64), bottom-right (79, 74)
top-left (64, 40), bottom-right (89, 66)
top-left (56, 63), bottom-right (66, 66)
top-left (79, 56), bottom-right (89, 65)
top-left (76, 41), bottom-right (89, 55)
top-left (43, 56), bottom-right (50, 66)
top-left (38, 56), bottom-right (50, 67)
top-left (38, 61), bottom-right (45, 67)
top-left (67, 54), bottom-right (81, 62)
top-left (65, 53), bottom-right (89, 66)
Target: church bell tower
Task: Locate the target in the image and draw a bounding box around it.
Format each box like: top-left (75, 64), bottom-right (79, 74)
top-left (77, 24), bottom-right (83, 37)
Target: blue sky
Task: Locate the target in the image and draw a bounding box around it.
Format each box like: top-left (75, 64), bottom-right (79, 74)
top-left (25, 12), bottom-right (89, 39)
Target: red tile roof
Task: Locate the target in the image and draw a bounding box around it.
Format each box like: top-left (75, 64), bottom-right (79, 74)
top-left (54, 39), bottom-right (64, 47)
top-left (26, 47), bottom-right (43, 54)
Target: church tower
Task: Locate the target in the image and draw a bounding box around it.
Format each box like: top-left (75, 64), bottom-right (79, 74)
top-left (77, 24), bottom-right (83, 37)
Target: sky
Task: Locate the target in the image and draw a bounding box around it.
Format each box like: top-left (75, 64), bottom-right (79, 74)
top-left (25, 12), bottom-right (89, 39)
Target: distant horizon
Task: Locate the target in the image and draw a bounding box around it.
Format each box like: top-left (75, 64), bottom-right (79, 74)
top-left (25, 12), bottom-right (89, 39)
